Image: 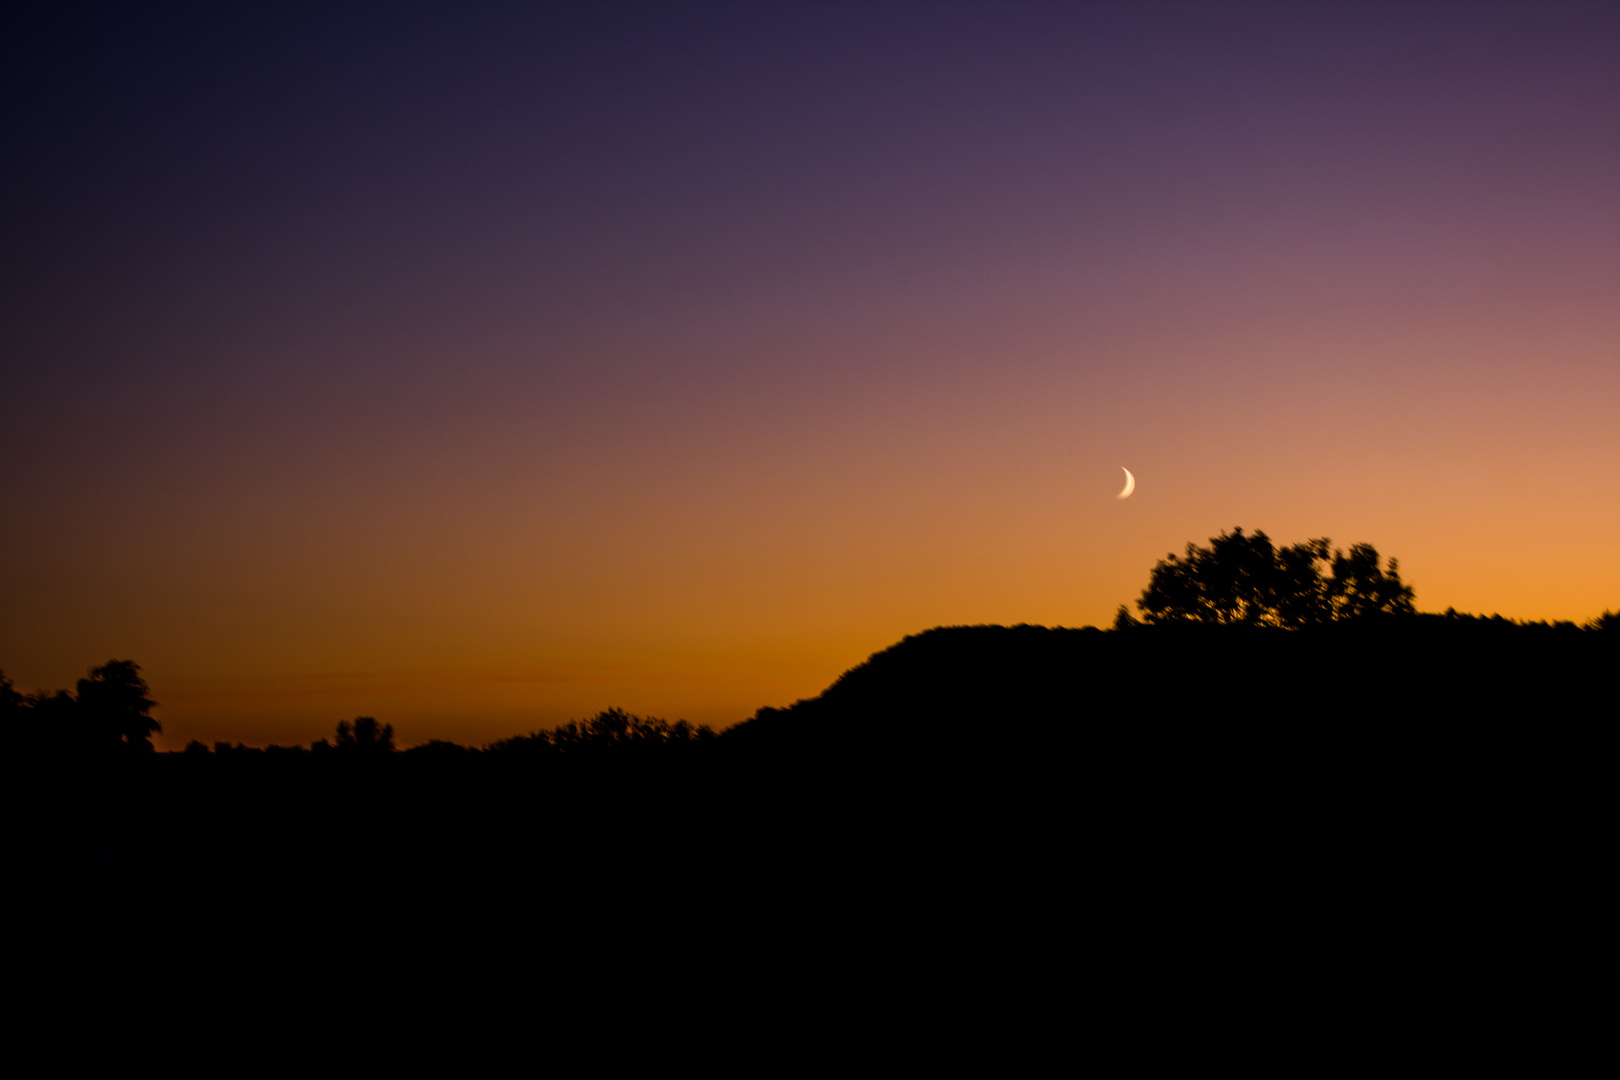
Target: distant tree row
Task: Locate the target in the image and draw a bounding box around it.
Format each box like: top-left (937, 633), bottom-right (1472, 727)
top-left (485, 708), bottom-right (716, 756)
top-left (186, 715), bottom-right (397, 756)
top-left (174, 708), bottom-right (714, 758)
top-left (1, 659), bottom-right (721, 758)
top-left (1127, 527), bottom-right (1416, 628)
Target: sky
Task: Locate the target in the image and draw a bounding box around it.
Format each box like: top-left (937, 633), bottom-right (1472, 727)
top-left (3, 1), bottom-right (1616, 747)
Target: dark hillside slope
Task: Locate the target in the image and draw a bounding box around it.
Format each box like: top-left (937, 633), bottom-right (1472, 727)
top-left (725, 617), bottom-right (1612, 779)
top-left (709, 616), bottom-right (1610, 949)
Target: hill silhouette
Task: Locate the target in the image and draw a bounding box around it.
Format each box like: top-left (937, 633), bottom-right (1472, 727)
top-left (720, 528), bottom-right (1609, 773)
top-left (726, 614), bottom-right (1611, 759)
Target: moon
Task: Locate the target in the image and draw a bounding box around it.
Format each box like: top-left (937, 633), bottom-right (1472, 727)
top-left (1117, 467), bottom-right (1135, 499)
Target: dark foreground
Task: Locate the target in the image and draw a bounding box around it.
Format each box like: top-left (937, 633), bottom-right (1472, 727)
top-left (18, 616), bottom-right (1609, 895)
top-left (12, 617), bottom-right (1609, 1041)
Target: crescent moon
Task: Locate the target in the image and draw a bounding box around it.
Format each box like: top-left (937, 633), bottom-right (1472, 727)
top-left (1117, 467), bottom-right (1135, 499)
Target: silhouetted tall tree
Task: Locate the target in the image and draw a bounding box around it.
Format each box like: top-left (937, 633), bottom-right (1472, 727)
top-left (334, 716), bottom-right (395, 754)
top-left (76, 660), bottom-right (160, 754)
top-left (1136, 528), bottom-right (1414, 627)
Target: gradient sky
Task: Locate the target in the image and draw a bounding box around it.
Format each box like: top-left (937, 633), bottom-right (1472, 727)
top-left (4, 2), bottom-right (1616, 747)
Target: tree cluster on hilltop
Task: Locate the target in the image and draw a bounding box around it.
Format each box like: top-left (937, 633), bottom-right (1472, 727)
top-left (1129, 527), bottom-right (1416, 628)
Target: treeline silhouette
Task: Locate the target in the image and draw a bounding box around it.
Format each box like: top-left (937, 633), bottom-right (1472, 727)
top-left (3, 671), bottom-right (720, 760)
top-left (170, 709), bottom-right (718, 758)
top-left (7, 528), bottom-right (1613, 955)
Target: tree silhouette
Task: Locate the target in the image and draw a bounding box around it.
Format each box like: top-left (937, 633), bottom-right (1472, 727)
top-left (76, 659), bottom-right (160, 754)
top-left (1136, 528), bottom-right (1414, 627)
top-left (333, 716), bottom-right (394, 754)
